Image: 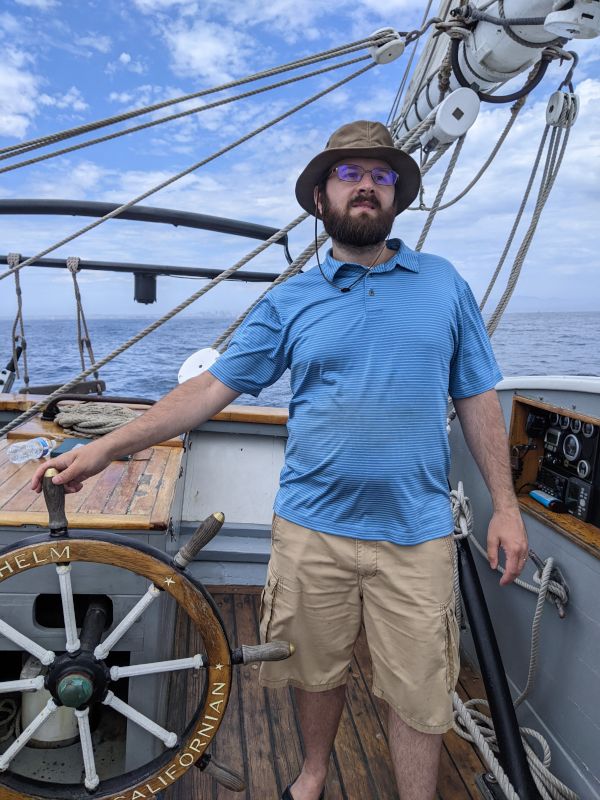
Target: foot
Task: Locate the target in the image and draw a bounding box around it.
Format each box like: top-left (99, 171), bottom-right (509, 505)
top-left (285, 768), bottom-right (326, 800)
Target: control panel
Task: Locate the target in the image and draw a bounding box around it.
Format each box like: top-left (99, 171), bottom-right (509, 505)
top-left (510, 400), bottom-right (600, 528)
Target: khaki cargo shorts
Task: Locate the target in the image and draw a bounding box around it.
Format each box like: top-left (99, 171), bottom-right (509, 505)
top-left (259, 515), bottom-right (460, 734)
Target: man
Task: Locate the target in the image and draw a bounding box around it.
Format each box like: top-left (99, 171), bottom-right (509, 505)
top-left (33, 121), bottom-right (528, 800)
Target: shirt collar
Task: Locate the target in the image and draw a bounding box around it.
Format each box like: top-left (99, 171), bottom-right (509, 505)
top-left (321, 238), bottom-right (421, 281)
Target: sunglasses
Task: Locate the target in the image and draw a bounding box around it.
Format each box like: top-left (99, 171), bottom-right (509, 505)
top-left (328, 164), bottom-right (399, 186)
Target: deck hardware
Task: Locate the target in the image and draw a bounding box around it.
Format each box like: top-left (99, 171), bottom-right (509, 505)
top-left (528, 549), bottom-right (569, 617)
top-left (368, 28), bottom-right (405, 64)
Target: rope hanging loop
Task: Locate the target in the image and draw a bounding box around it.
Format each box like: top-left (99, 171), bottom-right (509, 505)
top-left (368, 28), bottom-right (405, 65)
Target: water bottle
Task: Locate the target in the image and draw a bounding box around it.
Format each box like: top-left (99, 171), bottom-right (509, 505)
top-left (7, 437), bottom-right (57, 464)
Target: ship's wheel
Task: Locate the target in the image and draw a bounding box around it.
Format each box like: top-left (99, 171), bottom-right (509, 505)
top-left (0, 470), bottom-right (292, 800)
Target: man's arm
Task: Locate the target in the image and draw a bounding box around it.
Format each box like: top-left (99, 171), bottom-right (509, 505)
top-left (453, 388), bottom-right (528, 585)
top-left (31, 371), bottom-right (239, 494)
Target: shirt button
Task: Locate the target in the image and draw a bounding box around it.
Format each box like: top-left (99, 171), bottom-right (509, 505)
top-left (368, 289), bottom-right (375, 297)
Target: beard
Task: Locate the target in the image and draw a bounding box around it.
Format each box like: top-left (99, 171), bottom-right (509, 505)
top-left (320, 191), bottom-right (395, 248)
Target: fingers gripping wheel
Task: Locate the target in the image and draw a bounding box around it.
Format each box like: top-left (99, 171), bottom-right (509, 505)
top-left (0, 479), bottom-right (293, 799)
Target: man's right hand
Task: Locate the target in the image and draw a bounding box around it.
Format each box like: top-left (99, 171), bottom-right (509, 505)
top-left (31, 441), bottom-right (112, 495)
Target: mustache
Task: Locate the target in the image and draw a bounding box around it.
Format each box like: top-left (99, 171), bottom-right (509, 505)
top-left (349, 194), bottom-right (381, 209)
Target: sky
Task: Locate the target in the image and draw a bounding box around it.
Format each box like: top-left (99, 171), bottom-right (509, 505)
top-left (0, 0), bottom-right (599, 322)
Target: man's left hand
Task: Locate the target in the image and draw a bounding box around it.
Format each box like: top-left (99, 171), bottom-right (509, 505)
top-left (486, 508), bottom-right (529, 586)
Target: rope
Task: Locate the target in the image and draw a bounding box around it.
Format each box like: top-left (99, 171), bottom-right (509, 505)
top-left (414, 98), bottom-right (525, 212)
top-left (0, 213), bottom-right (308, 437)
top-left (481, 91), bottom-right (576, 319)
top-left (67, 257), bottom-right (100, 385)
top-left (0, 54), bottom-right (371, 176)
top-left (54, 402), bottom-right (138, 436)
top-left (213, 231), bottom-right (330, 352)
top-left (486, 124), bottom-right (571, 337)
top-left (415, 135), bottom-right (465, 251)
top-left (7, 254), bottom-right (29, 389)
top-left (450, 483), bottom-right (579, 799)
top-left (0, 35), bottom-right (391, 161)
top-left (0, 60), bottom-right (375, 285)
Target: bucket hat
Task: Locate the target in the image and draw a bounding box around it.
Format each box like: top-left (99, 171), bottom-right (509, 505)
top-left (295, 120), bottom-right (421, 217)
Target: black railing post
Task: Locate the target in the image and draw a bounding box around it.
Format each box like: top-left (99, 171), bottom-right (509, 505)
top-left (457, 537), bottom-right (540, 799)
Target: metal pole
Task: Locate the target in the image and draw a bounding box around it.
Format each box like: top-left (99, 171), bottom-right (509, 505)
top-left (457, 537), bottom-right (540, 799)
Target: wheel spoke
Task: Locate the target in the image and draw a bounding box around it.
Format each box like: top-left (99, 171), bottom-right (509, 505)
top-left (103, 690), bottom-right (177, 748)
top-left (0, 698), bottom-right (58, 770)
top-left (0, 676), bottom-right (45, 694)
top-left (94, 584), bottom-right (161, 660)
top-left (110, 654), bottom-right (205, 680)
top-left (75, 707), bottom-right (100, 790)
top-left (0, 618), bottom-right (55, 666)
top-left (56, 564), bottom-right (81, 653)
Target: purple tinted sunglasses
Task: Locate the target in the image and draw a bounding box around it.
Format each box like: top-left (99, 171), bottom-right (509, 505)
top-left (328, 163), bottom-right (399, 186)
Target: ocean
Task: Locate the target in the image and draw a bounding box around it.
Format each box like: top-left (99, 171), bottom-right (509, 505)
top-left (1, 312), bottom-right (599, 407)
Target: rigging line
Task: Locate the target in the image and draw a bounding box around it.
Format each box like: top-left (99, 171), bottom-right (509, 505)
top-left (411, 98), bottom-right (525, 212)
top-left (479, 124), bottom-right (550, 313)
top-left (213, 231), bottom-right (330, 352)
top-left (0, 37), bottom-right (387, 160)
top-left (0, 213), bottom-right (309, 439)
top-left (386, 0), bottom-right (435, 126)
top-left (486, 123), bottom-right (570, 338)
top-left (0, 54), bottom-right (371, 176)
top-left (0, 60), bottom-right (376, 285)
top-left (415, 135), bottom-right (465, 252)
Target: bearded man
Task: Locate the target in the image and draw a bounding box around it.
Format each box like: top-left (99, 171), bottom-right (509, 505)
top-left (34, 121), bottom-right (528, 800)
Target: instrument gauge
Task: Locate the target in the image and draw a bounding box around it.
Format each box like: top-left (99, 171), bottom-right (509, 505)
top-left (570, 418), bottom-right (582, 434)
top-left (560, 415), bottom-right (570, 430)
top-left (549, 412), bottom-right (560, 426)
top-left (562, 434), bottom-right (580, 462)
top-left (582, 422), bottom-right (595, 438)
top-left (577, 460), bottom-right (591, 479)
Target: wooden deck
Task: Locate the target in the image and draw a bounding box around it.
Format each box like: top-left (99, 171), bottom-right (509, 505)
top-left (0, 436), bottom-right (183, 531)
top-left (165, 589), bottom-right (488, 800)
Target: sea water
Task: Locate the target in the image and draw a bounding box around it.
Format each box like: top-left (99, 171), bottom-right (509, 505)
top-left (0, 312), bottom-right (598, 407)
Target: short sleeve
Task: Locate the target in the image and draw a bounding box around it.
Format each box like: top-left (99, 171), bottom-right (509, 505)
top-left (208, 296), bottom-right (288, 397)
top-left (449, 284), bottom-right (503, 399)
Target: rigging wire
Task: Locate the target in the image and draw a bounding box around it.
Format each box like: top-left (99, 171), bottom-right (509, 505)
top-left (0, 61), bottom-right (376, 286)
top-left (0, 35), bottom-right (392, 161)
top-left (0, 54), bottom-right (371, 176)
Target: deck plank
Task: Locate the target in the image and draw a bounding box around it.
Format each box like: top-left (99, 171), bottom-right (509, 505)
top-left (163, 589), bottom-right (491, 800)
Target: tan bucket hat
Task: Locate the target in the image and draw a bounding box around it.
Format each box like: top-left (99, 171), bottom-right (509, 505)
top-left (295, 120), bottom-right (421, 217)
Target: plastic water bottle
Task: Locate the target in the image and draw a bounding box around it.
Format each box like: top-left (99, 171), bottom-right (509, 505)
top-left (7, 437), bottom-right (57, 464)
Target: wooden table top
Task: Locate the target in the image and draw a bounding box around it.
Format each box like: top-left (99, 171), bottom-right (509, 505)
top-left (0, 437), bottom-right (183, 532)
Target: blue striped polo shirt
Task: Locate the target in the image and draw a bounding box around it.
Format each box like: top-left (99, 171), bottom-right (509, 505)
top-left (209, 239), bottom-right (502, 544)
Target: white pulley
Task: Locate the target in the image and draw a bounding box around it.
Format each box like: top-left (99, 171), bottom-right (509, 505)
top-left (545, 0), bottom-right (600, 38)
top-left (368, 28), bottom-right (405, 64)
top-left (420, 88), bottom-right (480, 151)
top-left (178, 347), bottom-right (220, 383)
top-left (546, 91), bottom-right (579, 127)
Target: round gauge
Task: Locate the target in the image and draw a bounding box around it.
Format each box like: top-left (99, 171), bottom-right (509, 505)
top-left (549, 412), bottom-right (560, 426)
top-left (582, 422), bottom-right (595, 438)
top-left (577, 460), bottom-right (591, 479)
top-left (562, 434), bottom-right (581, 462)
top-left (560, 415), bottom-right (570, 430)
top-left (570, 418), bottom-right (582, 434)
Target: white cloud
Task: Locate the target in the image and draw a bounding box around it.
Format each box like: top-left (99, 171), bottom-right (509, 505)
top-left (161, 19), bottom-right (257, 83)
top-left (75, 34), bottom-right (112, 54)
top-left (0, 48), bottom-right (39, 137)
top-left (14, 0), bottom-right (59, 8)
top-left (39, 85), bottom-right (88, 112)
top-left (106, 51), bottom-right (146, 75)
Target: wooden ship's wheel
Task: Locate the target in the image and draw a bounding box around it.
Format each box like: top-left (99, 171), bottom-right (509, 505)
top-left (0, 470), bottom-right (293, 800)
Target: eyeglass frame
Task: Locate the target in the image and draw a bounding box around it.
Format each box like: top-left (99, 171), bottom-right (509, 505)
top-left (327, 163), bottom-right (399, 186)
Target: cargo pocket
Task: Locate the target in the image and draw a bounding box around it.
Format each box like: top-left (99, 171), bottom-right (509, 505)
top-left (443, 600), bottom-right (460, 692)
top-left (259, 568), bottom-right (279, 644)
